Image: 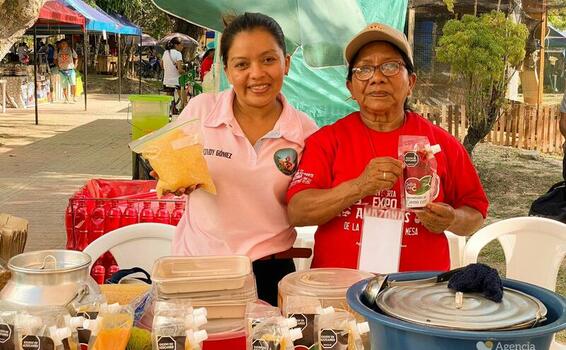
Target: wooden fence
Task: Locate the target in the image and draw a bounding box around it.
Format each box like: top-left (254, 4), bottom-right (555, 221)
top-left (417, 103), bottom-right (564, 155)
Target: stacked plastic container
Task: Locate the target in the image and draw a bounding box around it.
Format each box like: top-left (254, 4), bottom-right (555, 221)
top-left (65, 179), bottom-right (186, 282)
top-left (151, 256), bottom-right (258, 350)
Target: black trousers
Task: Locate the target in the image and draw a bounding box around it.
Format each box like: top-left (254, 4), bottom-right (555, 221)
top-left (563, 152), bottom-right (566, 181)
top-left (252, 258), bottom-right (295, 306)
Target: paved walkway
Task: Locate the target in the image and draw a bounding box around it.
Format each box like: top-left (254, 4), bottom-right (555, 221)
top-left (0, 95), bottom-right (132, 252)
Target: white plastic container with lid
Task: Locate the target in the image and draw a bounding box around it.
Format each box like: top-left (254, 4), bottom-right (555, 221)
top-left (152, 256), bottom-right (252, 294)
top-left (278, 268), bottom-right (374, 313)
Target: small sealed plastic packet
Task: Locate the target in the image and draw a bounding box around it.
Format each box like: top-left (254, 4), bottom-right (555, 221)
top-left (0, 311), bottom-right (17, 350)
top-left (245, 302), bottom-right (282, 335)
top-left (49, 325), bottom-right (76, 350)
top-left (129, 117), bottom-right (216, 197)
top-left (15, 313), bottom-right (51, 350)
top-left (249, 317), bottom-right (303, 350)
top-left (315, 311), bottom-right (369, 350)
top-left (398, 135), bottom-right (441, 210)
top-left (152, 315), bottom-right (208, 350)
top-left (283, 296), bottom-right (334, 350)
top-left (153, 300), bottom-right (207, 319)
top-left (92, 304), bottom-right (134, 350)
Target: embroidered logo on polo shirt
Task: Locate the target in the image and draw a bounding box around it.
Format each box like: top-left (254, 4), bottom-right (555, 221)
top-left (274, 148), bottom-right (298, 176)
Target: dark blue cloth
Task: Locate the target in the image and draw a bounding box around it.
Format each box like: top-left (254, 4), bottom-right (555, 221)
top-left (448, 263), bottom-right (504, 302)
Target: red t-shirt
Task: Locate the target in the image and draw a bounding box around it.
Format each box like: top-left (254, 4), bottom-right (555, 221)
top-left (287, 112), bottom-right (489, 272)
top-left (200, 56), bottom-right (213, 80)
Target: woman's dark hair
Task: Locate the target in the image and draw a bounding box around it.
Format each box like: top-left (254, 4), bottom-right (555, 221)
top-left (346, 41), bottom-right (415, 111)
top-left (220, 12), bottom-right (286, 67)
top-left (166, 37), bottom-right (182, 50)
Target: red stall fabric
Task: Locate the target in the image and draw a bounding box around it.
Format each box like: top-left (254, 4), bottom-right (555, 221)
top-left (37, 0), bottom-right (85, 26)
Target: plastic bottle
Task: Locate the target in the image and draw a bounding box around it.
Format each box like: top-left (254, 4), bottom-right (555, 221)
top-left (171, 201), bottom-right (185, 226)
top-left (65, 198), bottom-right (79, 250)
top-left (74, 200), bottom-right (90, 251)
top-left (105, 200), bottom-right (122, 233)
top-left (155, 202), bottom-right (171, 224)
top-left (90, 200), bottom-right (105, 242)
top-left (121, 201), bottom-right (139, 226)
top-left (139, 201), bottom-right (155, 223)
top-left (92, 264), bottom-right (106, 285)
top-left (107, 264), bottom-right (120, 281)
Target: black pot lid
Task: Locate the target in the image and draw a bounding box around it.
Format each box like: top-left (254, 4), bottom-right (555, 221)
top-left (376, 282), bottom-right (547, 330)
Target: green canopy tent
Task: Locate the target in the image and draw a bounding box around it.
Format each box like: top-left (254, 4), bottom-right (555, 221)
top-left (152, 0), bottom-right (408, 125)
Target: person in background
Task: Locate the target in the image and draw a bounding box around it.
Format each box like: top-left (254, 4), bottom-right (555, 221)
top-left (47, 44), bottom-right (55, 68)
top-left (161, 37), bottom-right (185, 114)
top-left (155, 13), bottom-right (318, 305)
top-left (54, 39), bottom-right (78, 103)
top-left (560, 91), bottom-right (566, 180)
top-left (200, 43), bottom-right (215, 80)
top-left (17, 42), bottom-right (29, 64)
top-left (287, 22), bottom-right (488, 271)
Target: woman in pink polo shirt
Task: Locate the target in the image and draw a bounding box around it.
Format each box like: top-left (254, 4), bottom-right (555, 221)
top-left (163, 13), bottom-right (318, 305)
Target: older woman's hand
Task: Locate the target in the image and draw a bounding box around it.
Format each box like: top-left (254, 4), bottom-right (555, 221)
top-left (149, 170), bottom-right (198, 196)
top-left (415, 202), bottom-right (456, 233)
top-left (354, 157), bottom-right (403, 197)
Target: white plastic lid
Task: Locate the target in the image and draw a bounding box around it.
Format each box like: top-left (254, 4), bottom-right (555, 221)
top-left (281, 317), bottom-right (297, 328)
top-left (192, 307), bottom-right (208, 317)
top-left (83, 317), bottom-right (103, 336)
top-left (66, 315), bottom-right (85, 329)
top-left (316, 306), bottom-right (335, 315)
top-left (430, 144), bottom-right (441, 154)
top-left (186, 314), bottom-right (208, 329)
top-left (288, 328), bottom-right (303, 342)
top-left (357, 322), bottom-right (370, 335)
top-left (187, 329), bottom-right (208, 344)
top-left (49, 326), bottom-right (72, 346)
top-left (100, 303), bottom-right (121, 313)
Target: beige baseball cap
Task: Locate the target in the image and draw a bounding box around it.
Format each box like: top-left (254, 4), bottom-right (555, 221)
top-left (344, 22), bottom-right (413, 65)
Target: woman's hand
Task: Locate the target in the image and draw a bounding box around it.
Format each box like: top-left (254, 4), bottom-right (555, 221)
top-left (150, 170), bottom-right (198, 196)
top-left (415, 202), bottom-right (456, 233)
top-left (353, 157), bottom-right (403, 197)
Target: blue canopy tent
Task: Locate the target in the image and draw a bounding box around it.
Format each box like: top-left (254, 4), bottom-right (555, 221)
top-left (62, 0), bottom-right (142, 103)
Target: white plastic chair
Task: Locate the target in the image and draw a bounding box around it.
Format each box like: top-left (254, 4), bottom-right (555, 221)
top-left (445, 231), bottom-right (467, 269)
top-left (462, 217), bottom-right (566, 350)
top-left (83, 222), bottom-right (175, 275)
top-left (294, 226), bottom-right (317, 271)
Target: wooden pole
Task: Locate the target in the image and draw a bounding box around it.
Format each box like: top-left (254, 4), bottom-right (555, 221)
top-left (83, 28), bottom-right (88, 111)
top-left (139, 32), bottom-right (142, 94)
top-left (537, 1), bottom-right (547, 117)
top-left (34, 27), bottom-right (39, 125)
top-left (118, 33), bottom-right (121, 102)
top-left (407, 7), bottom-right (416, 53)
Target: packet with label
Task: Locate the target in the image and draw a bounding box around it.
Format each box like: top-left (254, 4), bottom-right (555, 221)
top-left (152, 315), bottom-right (208, 350)
top-left (245, 302), bottom-right (282, 336)
top-left (92, 303), bottom-right (134, 350)
top-left (315, 311), bottom-right (369, 350)
top-left (249, 318), bottom-right (303, 350)
top-left (398, 135), bottom-right (441, 210)
top-left (283, 296), bottom-right (334, 350)
top-left (0, 311), bottom-right (17, 350)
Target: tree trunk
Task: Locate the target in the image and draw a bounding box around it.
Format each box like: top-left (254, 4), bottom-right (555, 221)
top-left (91, 36), bottom-right (102, 72)
top-left (0, 0), bottom-right (46, 60)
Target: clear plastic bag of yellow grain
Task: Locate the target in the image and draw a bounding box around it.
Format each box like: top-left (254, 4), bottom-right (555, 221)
top-left (129, 118), bottom-right (216, 197)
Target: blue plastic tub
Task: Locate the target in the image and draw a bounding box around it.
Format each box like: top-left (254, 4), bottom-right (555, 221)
top-left (347, 272), bottom-right (566, 350)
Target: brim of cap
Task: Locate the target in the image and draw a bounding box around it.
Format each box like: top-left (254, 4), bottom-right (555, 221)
top-left (344, 30), bottom-right (414, 65)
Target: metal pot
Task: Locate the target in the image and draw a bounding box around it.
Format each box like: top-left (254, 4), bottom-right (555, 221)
top-left (347, 272), bottom-right (566, 350)
top-left (0, 250), bottom-right (98, 306)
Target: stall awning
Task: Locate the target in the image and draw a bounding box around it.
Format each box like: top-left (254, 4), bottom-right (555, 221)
top-left (37, 0), bottom-right (85, 27)
top-left (63, 0), bottom-right (120, 33)
top-left (108, 12), bottom-right (141, 36)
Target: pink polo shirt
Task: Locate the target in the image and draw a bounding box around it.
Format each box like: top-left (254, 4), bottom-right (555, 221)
top-left (172, 89), bottom-right (318, 260)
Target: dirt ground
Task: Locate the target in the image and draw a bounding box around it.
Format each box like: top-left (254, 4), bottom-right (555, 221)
top-left (472, 142), bottom-right (565, 341)
top-left (87, 74), bottom-right (162, 95)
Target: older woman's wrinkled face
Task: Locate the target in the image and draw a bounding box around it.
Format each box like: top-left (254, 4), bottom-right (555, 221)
top-left (347, 41), bottom-right (416, 117)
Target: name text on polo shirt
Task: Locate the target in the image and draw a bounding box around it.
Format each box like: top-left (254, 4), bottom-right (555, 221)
top-left (203, 148), bottom-right (232, 159)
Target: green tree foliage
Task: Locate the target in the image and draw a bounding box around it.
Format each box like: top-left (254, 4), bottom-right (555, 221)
top-left (436, 11), bottom-right (528, 155)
